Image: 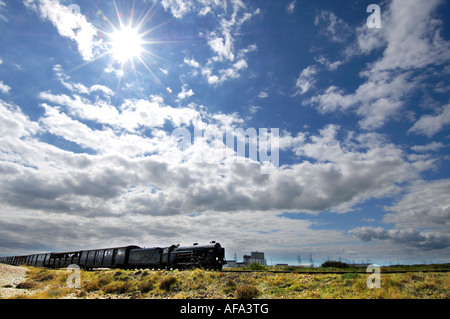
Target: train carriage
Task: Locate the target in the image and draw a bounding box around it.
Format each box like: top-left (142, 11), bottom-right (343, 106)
top-left (78, 246), bottom-right (140, 269)
top-left (128, 247), bottom-right (163, 269)
top-left (0, 242), bottom-right (225, 270)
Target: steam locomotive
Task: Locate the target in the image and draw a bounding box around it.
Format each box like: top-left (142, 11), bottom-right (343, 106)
top-left (0, 241), bottom-right (226, 270)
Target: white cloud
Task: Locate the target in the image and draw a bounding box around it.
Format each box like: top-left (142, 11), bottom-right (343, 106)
top-left (286, 0), bottom-right (297, 15)
top-left (176, 1), bottom-right (258, 85)
top-left (208, 31), bottom-right (235, 62)
top-left (53, 64), bottom-right (113, 97)
top-left (350, 178), bottom-right (450, 251)
top-left (411, 142), bottom-right (446, 153)
top-left (409, 101), bottom-right (450, 137)
top-left (370, 0), bottom-right (450, 73)
top-left (237, 43), bottom-right (257, 59)
top-left (258, 91), bottom-right (268, 99)
top-left (177, 84), bottom-right (195, 100)
top-left (24, 0), bottom-right (103, 61)
top-left (314, 10), bottom-right (352, 43)
top-left (306, 71), bottom-right (417, 130)
top-left (161, 0), bottom-right (194, 18)
top-left (0, 0), bottom-right (7, 22)
top-left (184, 57), bottom-right (201, 69)
top-left (306, 0), bottom-right (450, 131)
top-left (202, 58), bottom-right (248, 85)
top-left (2, 91), bottom-right (427, 219)
top-left (384, 179), bottom-right (450, 228)
top-left (350, 227), bottom-right (450, 251)
top-left (39, 92), bottom-right (201, 135)
top-left (0, 100), bottom-right (40, 139)
top-left (248, 105), bottom-right (261, 114)
top-left (314, 56), bottom-right (343, 71)
top-left (2, 85), bottom-right (445, 258)
top-left (0, 81), bottom-right (11, 94)
top-left (294, 66), bottom-right (318, 95)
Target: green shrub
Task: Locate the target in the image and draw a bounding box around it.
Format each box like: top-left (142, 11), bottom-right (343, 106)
top-left (236, 284), bottom-right (259, 299)
top-left (138, 279), bottom-right (154, 293)
top-left (159, 276), bottom-right (178, 291)
top-left (102, 281), bottom-right (133, 294)
top-left (321, 260), bottom-right (350, 268)
top-left (246, 262), bottom-right (267, 271)
top-left (16, 281), bottom-right (38, 289)
top-left (223, 279), bottom-right (237, 294)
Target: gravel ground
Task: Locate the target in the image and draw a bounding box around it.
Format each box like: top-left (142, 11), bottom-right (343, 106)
top-left (0, 263), bottom-right (32, 299)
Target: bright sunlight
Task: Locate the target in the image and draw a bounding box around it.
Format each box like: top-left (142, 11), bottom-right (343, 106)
top-left (110, 26), bottom-right (144, 63)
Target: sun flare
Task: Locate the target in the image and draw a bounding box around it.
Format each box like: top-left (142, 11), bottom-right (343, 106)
top-left (110, 26), bottom-right (144, 63)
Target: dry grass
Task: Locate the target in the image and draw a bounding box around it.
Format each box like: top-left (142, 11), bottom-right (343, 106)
top-left (8, 266), bottom-right (450, 299)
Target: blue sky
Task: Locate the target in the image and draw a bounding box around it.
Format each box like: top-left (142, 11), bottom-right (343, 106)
top-left (0, 0), bottom-right (449, 266)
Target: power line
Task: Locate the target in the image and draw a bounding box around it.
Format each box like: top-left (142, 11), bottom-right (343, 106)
top-left (309, 253), bottom-right (314, 266)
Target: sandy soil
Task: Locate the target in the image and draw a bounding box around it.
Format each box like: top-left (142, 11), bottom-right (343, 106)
top-left (0, 263), bottom-right (33, 299)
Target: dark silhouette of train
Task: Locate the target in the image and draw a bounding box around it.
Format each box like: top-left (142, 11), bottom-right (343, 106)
top-left (0, 241), bottom-right (226, 270)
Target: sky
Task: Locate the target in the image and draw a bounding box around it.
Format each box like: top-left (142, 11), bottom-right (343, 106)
top-left (0, 0), bottom-right (449, 266)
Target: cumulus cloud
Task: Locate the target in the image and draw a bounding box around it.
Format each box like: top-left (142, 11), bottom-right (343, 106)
top-left (172, 1), bottom-right (259, 85)
top-left (161, 0), bottom-right (194, 19)
top-left (409, 101), bottom-right (450, 137)
top-left (314, 56), bottom-right (343, 71)
top-left (368, 0), bottom-right (450, 73)
top-left (0, 80), bottom-right (11, 94)
top-left (350, 179), bottom-right (450, 251)
top-left (294, 66), bottom-right (318, 95)
top-left (258, 91), bottom-right (268, 99)
top-left (52, 64), bottom-right (114, 97)
top-left (350, 227), bottom-right (450, 251)
top-left (314, 10), bottom-right (352, 43)
top-left (177, 84), bottom-right (195, 100)
top-left (2, 99), bottom-right (411, 255)
top-left (24, 0), bottom-right (103, 61)
top-left (383, 179), bottom-right (450, 229)
top-left (0, 79), bottom-right (446, 259)
top-left (349, 227), bottom-right (389, 242)
top-left (305, 0), bottom-right (450, 131)
top-left (208, 31), bottom-right (235, 62)
top-left (1, 88), bottom-right (428, 221)
top-left (411, 142), bottom-right (446, 153)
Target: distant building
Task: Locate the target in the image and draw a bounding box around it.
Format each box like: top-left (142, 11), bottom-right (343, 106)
top-left (225, 251), bottom-right (267, 267)
top-left (248, 251), bottom-right (266, 266)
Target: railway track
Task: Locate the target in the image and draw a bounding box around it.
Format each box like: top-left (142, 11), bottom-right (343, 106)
top-left (221, 268), bottom-right (450, 274)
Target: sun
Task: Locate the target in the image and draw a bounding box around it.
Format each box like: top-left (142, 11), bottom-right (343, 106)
top-left (96, 1), bottom-right (168, 87)
top-left (109, 26), bottom-right (144, 64)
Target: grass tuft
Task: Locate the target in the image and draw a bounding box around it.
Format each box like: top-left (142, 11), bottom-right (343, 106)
top-left (236, 284), bottom-right (259, 299)
top-left (159, 276), bottom-right (178, 292)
